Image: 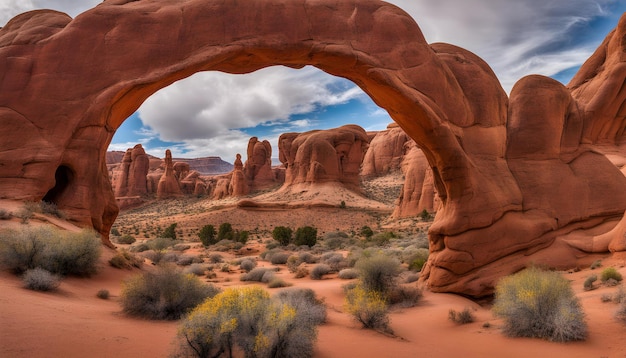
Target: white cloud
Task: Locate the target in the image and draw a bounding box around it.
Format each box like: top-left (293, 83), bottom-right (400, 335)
top-left (137, 66), bottom-right (363, 142)
top-left (1, 0), bottom-right (99, 26)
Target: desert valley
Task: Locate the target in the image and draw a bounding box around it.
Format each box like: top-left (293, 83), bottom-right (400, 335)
top-left (1, 0), bottom-right (626, 357)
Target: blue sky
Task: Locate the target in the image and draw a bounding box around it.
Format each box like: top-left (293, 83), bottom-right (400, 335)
top-left (3, 1), bottom-right (625, 163)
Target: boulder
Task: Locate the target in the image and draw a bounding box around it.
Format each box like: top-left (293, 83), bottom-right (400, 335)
top-left (361, 123), bottom-right (409, 177)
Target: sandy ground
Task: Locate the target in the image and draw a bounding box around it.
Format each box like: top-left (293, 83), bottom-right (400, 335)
top-left (1, 198), bottom-right (626, 357)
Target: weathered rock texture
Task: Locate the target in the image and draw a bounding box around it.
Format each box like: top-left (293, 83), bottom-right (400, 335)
top-left (156, 150), bottom-right (183, 199)
top-left (361, 123), bottom-right (409, 178)
top-left (244, 137), bottom-right (277, 191)
top-left (1, 0), bottom-right (625, 296)
top-left (279, 125), bottom-right (369, 192)
top-left (113, 144), bottom-right (149, 198)
top-left (393, 142), bottom-right (439, 217)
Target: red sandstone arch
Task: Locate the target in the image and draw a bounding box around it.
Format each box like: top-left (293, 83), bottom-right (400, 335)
top-left (1, 0), bottom-right (625, 296)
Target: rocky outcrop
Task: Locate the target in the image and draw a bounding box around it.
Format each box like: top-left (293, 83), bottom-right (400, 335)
top-left (278, 125), bottom-right (369, 192)
top-left (244, 137), bottom-right (276, 191)
top-left (156, 150), bottom-right (183, 199)
top-left (113, 144), bottom-right (149, 198)
top-left (393, 142), bottom-right (439, 217)
top-left (1, 1), bottom-right (625, 296)
top-left (361, 123), bottom-right (409, 177)
top-left (229, 154), bottom-right (248, 197)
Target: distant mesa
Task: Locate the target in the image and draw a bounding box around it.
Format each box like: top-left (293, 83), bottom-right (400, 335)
top-left (1, 0), bottom-right (625, 297)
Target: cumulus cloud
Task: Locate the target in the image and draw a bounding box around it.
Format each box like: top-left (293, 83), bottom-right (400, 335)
top-left (388, 0), bottom-right (620, 91)
top-left (137, 66), bottom-right (364, 142)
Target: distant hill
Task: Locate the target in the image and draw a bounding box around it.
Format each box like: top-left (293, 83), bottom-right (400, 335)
top-left (106, 151), bottom-right (233, 175)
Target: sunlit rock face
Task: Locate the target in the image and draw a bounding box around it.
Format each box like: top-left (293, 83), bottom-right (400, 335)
top-left (0, 0), bottom-right (624, 296)
top-left (278, 125), bottom-right (369, 192)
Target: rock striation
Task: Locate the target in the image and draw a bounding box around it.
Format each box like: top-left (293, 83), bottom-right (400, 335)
top-left (1, 0), bottom-right (625, 296)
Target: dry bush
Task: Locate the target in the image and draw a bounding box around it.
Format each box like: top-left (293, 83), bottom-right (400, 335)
top-left (294, 266), bottom-right (309, 279)
top-left (22, 268), bottom-right (61, 291)
top-left (113, 234), bottom-right (136, 245)
top-left (344, 284), bottom-right (391, 333)
top-left (120, 265), bottom-right (219, 320)
top-left (184, 263), bottom-right (207, 276)
top-left (321, 252), bottom-right (346, 271)
top-left (355, 253), bottom-right (402, 295)
top-left (493, 267), bottom-right (587, 342)
top-left (583, 275), bottom-right (597, 291)
top-left (97, 289), bottom-right (110, 299)
top-left (241, 267), bottom-right (275, 282)
top-left (388, 285), bottom-right (423, 308)
top-left (208, 253), bottom-right (223, 263)
top-left (310, 264), bottom-right (331, 280)
top-left (0, 209), bottom-right (12, 220)
top-left (338, 268), bottom-right (359, 280)
top-left (0, 226), bottom-right (101, 276)
top-left (449, 308), bottom-right (475, 324)
top-left (109, 249), bottom-right (143, 270)
top-left (239, 258), bottom-right (257, 272)
top-left (267, 277), bottom-right (292, 288)
top-left (175, 286), bottom-right (324, 358)
top-left (270, 251), bottom-right (290, 265)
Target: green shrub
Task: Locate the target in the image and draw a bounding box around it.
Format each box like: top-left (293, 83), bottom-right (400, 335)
top-left (110, 227), bottom-right (121, 237)
top-left (97, 289), bottom-right (110, 299)
top-left (109, 249), bottom-right (143, 269)
top-left (310, 264), bottom-right (331, 280)
top-left (22, 268), bottom-right (61, 291)
top-left (492, 267), bottom-right (587, 342)
top-left (600, 267), bottom-right (623, 283)
top-left (176, 286), bottom-right (325, 358)
top-left (120, 265), bottom-right (219, 320)
top-left (217, 223), bottom-right (234, 241)
top-left (355, 253), bottom-right (402, 295)
top-left (114, 234), bottom-right (136, 245)
top-left (162, 223), bottom-right (178, 240)
top-left (273, 226), bottom-right (293, 246)
top-left (294, 226), bottom-right (317, 247)
top-left (360, 226), bottom-right (374, 239)
top-left (344, 284), bottom-right (391, 333)
top-left (449, 308), bottom-right (475, 324)
top-left (419, 209), bottom-right (432, 221)
top-left (583, 275), bottom-right (597, 291)
top-left (198, 224), bottom-right (217, 246)
top-left (590, 260), bottom-right (602, 270)
top-left (0, 226), bottom-right (101, 276)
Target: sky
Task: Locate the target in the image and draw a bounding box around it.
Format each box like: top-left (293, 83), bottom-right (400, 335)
top-left (2, 0), bottom-right (625, 163)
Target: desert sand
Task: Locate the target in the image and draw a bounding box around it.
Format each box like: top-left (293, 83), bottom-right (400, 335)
top-left (1, 200), bottom-right (625, 358)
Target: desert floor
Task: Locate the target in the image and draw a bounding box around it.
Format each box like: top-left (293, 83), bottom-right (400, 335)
top-left (1, 196), bottom-right (626, 357)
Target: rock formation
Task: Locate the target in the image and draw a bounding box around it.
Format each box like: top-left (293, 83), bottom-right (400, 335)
top-left (244, 137), bottom-right (276, 191)
top-left (393, 142), bottom-right (439, 217)
top-left (1, 0), bottom-right (625, 295)
top-left (229, 154), bottom-right (248, 197)
top-left (361, 123), bottom-right (410, 177)
top-left (278, 125), bottom-right (369, 192)
top-left (156, 150), bottom-right (183, 199)
top-left (113, 144), bottom-right (149, 198)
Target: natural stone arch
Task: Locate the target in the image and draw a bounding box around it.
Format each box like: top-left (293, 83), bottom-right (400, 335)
top-left (1, 0), bottom-right (625, 296)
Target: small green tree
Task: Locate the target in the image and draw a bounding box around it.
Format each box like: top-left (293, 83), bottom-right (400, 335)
top-left (162, 223), bottom-right (177, 240)
top-left (272, 226), bottom-right (293, 246)
top-left (217, 223), bottom-right (234, 241)
top-left (198, 225), bottom-right (217, 246)
top-left (360, 226), bottom-right (374, 239)
top-left (294, 226), bottom-right (317, 247)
